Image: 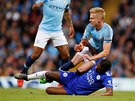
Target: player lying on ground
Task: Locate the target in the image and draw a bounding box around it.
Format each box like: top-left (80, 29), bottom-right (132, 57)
top-left (15, 58), bottom-right (113, 96)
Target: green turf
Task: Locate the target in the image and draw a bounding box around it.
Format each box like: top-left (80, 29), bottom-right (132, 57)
top-left (0, 88), bottom-right (135, 101)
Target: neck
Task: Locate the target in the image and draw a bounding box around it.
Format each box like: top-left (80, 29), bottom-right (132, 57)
top-left (96, 22), bottom-right (104, 31)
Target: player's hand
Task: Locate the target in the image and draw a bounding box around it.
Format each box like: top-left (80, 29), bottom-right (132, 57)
top-left (82, 54), bottom-right (94, 61)
top-left (68, 27), bottom-right (75, 38)
top-left (74, 43), bottom-right (84, 52)
top-left (81, 39), bottom-right (88, 46)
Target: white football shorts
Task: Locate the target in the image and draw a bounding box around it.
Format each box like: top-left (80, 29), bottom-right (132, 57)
top-left (34, 30), bottom-right (68, 49)
top-left (76, 46), bottom-right (96, 64)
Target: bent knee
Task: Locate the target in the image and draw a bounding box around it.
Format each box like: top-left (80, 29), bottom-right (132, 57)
top-left (71, 54), bottom-right (83, 65)
top-left (45, 72), bottom-right (51, 78)
top-left (77, 68), bottom-right (84, 73)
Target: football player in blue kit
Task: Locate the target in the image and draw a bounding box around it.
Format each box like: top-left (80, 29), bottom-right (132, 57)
top-left (19, 0), bottom-right (75, 74)
top-left (59, 7), bottom-right (113, 74)
top-left (15, 58), bottom-right (113, 96)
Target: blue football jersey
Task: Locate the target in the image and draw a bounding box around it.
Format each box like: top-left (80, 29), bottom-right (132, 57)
top-left (60, 59), bottom-right (113, 95)
top-left (35, 0), bottom-right (71, 32)
top-left (82, 23), bottom-right (113, 53)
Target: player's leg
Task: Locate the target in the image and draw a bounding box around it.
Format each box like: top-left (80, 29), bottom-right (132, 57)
top-left (58, 53), bottom-right (83, 71)
top-left (77, 61), bottom-right (95, 74)
top-left (56, 44), bottom-right (70, 66)
top-left (20, 46), bottom-right (43, 74)
top-left (52, 31), bottom-right (70, 67)
top-left (59, 47), bottom-right (90, 71)
top-left (46, 87), bottom-right (68, 95)
top-left (15, 71), bottom-right (61, 82)
top-left (21, 30), bottom-right (50, 74)
top-left (71, 53), bottom-right (84, 65)
top-left (75, 47), bottom-right (95, 73)
top-left (45, 71), bottom-right (60, 82)
top-left (56, 45), bottom-right (70, 60)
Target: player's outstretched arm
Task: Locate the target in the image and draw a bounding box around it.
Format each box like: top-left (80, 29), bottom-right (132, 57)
top-left (32, 2), bottom-right (44, 10)
top-left (91, 88), bottom-right (113, 96)
top-left (84, 42), bottom-right (112, 61)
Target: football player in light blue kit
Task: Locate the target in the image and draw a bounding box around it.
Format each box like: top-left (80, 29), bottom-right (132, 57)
top-left (15, 58), bottom-right (113, 96)
top-left (59, 7), bottom-right (113, 73)
top-left (19, 0), bottom-right (75, 75)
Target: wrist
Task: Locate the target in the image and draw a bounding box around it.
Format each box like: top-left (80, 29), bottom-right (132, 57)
top-left (81, 39), bottom-right (88, 46)
top-left (92, 56), bottom-right (96, 60)
top-left (79, 42), bottom-right (83, 46)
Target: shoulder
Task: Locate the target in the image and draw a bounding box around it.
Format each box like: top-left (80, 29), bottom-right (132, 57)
top-left (87, 23), bottom-right (92, 27)
top-left (102, 23), bottom-right (113, 37)
top-left (85, 23), bottom-right (93, 30)
top-left (100, 70), bottom-right (112, 80)
top-left (104, 23), bottom-right (113, 32)
top-left (105, 70), bottom-right (112, 77)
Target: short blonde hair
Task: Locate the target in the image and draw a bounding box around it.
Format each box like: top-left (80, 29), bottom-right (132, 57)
top-left (90, 7), bottom-right (106, 20)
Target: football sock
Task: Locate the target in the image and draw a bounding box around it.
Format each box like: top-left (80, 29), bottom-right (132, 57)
top-left (21, 56), bottom-right (36, 73)
top-left (58, 59), bottom-right (69, 67)
top-left (61, 59), bottom-right (69, 65)
top-left (25, 56), bottom-right (36, 68)
top-left (59, 60), bottom-right (74, 71)
top-left (28, 71), bottom-right (47, 80)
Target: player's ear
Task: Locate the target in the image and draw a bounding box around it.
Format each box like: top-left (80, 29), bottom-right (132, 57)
top-left (98, 18), bottom-right (101, 23)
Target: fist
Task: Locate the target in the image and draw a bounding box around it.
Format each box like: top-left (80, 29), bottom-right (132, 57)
top-left (74, 44), bottom-right (84, 52)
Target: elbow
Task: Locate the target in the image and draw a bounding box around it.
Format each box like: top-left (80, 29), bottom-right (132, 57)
top-left (107, 90), bottom-right (113, 96)
top-left (76, 69), bottom-right (85, 75)
top-left (32, 5), bottom-right (37, 10)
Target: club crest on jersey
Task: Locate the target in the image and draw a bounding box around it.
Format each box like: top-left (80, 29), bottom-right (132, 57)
top-left (96, 75), bottom-right (101, 80)
top-left (99, 36), bottom-right (103, 40)
top-left (63, 72), bottom-right (68, 77)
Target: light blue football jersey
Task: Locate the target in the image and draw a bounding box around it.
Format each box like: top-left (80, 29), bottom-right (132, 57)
top-left (35, 0), bottom-right (71, 32)
top-left (60, 59), bottom-right (113, 95)
top-left (82, 23), bottom-right (113, 53)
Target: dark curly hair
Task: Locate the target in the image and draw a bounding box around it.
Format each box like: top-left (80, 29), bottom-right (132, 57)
top-left (100, 59), bottom-right (112, 73)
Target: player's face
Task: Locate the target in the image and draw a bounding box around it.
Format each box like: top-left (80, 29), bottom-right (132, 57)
top-left (89, 13), bottom-right (99, 27)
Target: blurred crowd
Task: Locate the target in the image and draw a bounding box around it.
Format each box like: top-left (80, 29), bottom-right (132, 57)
top-left (0, 0), bottom-right (134, 77)
top-left (109, 0), bottom-right (135, 77)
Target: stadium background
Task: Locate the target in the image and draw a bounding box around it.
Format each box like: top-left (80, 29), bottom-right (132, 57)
top-left (0, 0), bottom-right (135, 92)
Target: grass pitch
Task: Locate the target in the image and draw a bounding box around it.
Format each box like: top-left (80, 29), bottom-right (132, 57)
top-left (0, 88), bottom-right (135, 101)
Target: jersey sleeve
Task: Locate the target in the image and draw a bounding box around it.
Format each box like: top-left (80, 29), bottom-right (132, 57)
top-left (82, 24), bottom-right (92, 40)
top-left (35, 0), bottom-right (47, 4)
top-left (103, 26), bottom-right (113, 43)
top-left (102, 76), bottom-right (113, 88)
